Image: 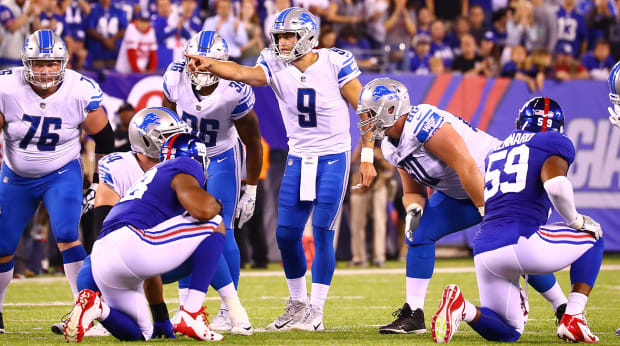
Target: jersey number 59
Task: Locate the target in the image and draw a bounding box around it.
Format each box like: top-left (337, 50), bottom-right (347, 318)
top-left (484, 145), bottom-right (530, 201)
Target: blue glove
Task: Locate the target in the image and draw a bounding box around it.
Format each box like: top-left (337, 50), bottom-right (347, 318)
top-left (152, 320), bottom-right (175, 339)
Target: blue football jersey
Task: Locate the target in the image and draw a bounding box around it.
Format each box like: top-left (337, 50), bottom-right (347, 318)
top-left (556, 7), bottom-right (587, 58)
top-left (474, 130), bottom-right (575, 255)
top-left (99, 157), bottom-right (206, 238)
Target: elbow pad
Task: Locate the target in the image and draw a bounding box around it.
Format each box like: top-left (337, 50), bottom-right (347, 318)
top-left (91, 123), bottom-right (114, 155)
top-left (543, 176), bottom-right (579, 225)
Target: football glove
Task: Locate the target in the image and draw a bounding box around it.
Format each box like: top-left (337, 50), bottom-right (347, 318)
top-left (236, 184), bottom-right (257, 228)
top-left (152, 320), bottom-right (175, 339)
top-left (608, 104), bottom-right (620, 129)
top-left (569, 214), bottom-right (603, 240)
top-left (405, 203), bottom-right (423, 242)
top-left (81, 183), bottom-right (98, 215)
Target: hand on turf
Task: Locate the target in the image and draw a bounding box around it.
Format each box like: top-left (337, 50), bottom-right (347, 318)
top-left (81, 183), bottom-right (98, 215)
top-left (405, 203), bottom-right (423, 242)
top-left (152, 320), bottom-right (175, 339)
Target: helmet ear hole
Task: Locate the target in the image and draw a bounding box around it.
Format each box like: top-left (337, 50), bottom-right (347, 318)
top-left (142, 137), bottom-right (151, 148)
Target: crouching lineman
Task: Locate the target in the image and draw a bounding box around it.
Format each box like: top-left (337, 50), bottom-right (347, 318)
top-left (64, 133), bottom-right (226, 342)
top-left (431, 97), bottom-right (603, 343)
top-left (357, 78), bottom-right (568, 334)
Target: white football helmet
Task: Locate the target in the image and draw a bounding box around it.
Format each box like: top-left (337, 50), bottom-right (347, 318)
top-left (609, 60), bottom-right (620, 105)
top-left (184, 30), bottom-right (230, 89)
top-left (269, 7), bottom-right (319, 63)
top-left (129, 107), bottom-right (190, 159)
top-left (357, 78), bottom-right (411, 140)
top-left (22, 29), bottom-right (69, 89)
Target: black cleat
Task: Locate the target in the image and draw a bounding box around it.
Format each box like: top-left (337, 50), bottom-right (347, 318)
top-left (555, 303), bottom-right (567, 325)
top-left (0, 311), bottom-right (5, 333)
top-left (51, 312), bottom-right (70, 335)
top-left (379, 303), bottom-right (426, 334)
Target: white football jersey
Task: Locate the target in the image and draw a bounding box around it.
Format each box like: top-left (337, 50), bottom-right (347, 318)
top-left (381, 104), bottom-right (500, 200)
top-left (256, 47), bottom-right (361, 156)
top-left (98, 151), bottom-right (144, 198)
top-left (115, 22), bottom-right (158, 73)
top-left (0, 67), bottom-right (103, 178)
top-left (163, 60), bottom-right (255, 157)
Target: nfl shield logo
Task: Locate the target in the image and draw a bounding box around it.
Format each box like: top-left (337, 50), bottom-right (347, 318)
top-left (301, 76), bottom-right (306, 83)
top-left (196, 105), bottom-right (201, 111)
top-left (40, 102), bottom-right (46, 109)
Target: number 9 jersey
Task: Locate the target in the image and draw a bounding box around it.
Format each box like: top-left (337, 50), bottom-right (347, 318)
top-left (0, 67), bottom-right (102, 178)
top-left (477, 130), bottom-right (575, 255)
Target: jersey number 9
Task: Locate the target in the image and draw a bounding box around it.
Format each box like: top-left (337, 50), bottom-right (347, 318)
top-left (297, 88), bottom-right (317, 128)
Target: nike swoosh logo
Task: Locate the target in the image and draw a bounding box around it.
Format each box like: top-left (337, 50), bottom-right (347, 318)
top-left (313, 322), bottom-right (322, 330)
top-left (58, 169), bottom-right (69, 175)
top-left (217, 157), bottom-right (227, 163)
top-left (328, 160), bottom-right (338, 165)
top-left (243, 326), bottom-right (252, 331)
top-left (114, 138), bottom-right (128, 147)
top-left (274, 320), bottom-right (291, 329)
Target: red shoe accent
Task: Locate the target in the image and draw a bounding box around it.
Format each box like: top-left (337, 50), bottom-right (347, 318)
top-left (557, 313), bottom-right (599, 343)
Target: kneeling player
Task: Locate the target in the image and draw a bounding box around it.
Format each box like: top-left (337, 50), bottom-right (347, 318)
top-left (65, 133), bottom-right (226, 342)
top-left (431, 97), bottom-right (603, 343)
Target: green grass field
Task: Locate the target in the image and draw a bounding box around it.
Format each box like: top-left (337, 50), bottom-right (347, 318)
top-left (1, 255), bottom-right (619, 345)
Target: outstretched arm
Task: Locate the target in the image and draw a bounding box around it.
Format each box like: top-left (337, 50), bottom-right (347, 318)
top-left (185, 54), bottom-right (268, 86)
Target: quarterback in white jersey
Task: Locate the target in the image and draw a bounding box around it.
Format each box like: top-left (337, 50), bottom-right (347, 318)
top-left (185, 8), bottom-right (377, 332)
top-left (0, 30), bottom-right (113, 332)
top-left (358, 78), bottom-right (567, 335)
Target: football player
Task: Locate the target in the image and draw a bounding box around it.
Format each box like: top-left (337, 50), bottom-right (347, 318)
top-left (431, 97), bottom-right (603, 343)
top-left (184, 8), bottom-right (377, 331)
top-left (0, 30), bottom-right (113, 332)
top-left (64, 133), bottom-right (226, 342)
top-left (162, 30), bottom-right (260, 333)
top-left (358, 78), bottom-right (568, 335)
top-left (608, 60), bottom-right (620, 129)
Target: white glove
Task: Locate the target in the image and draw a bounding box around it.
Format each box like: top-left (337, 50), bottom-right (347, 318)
top-left (405, 203), bottom-right (423, 242)
top-left (236, 184), bottom-right (257, 228)
top-left (569, 214), bottom-right (603, 240)
top-left (608, 104), bottom-right (620, 129)
top-left (81, 183), bottom-right (98, 215)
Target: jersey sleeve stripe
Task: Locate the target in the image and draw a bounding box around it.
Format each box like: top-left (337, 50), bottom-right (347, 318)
top-left (337, 62), bottom-right (358, 82)
top-left (163, 80), bottom-right (171, 99)
top-left (232, 101), bottom-right (251, 116)
top-left (413, 109), bottom-right (434, 134)
top-left (259, 60), bottom-right (272, 80)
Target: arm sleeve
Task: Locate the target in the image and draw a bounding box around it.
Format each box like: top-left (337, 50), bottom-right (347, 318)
top-left (330, 48), bottom-right (362, 88)
top-left (543, 175), bottom-right (579, 224)
top-left (98, 154), bottom-right (120, 196)
top-left (256, 49), bottom-right (273, 85)
top-left (162, 60), bottom-right (184, 101)
top-left (411, 106), bottom-right (445, 144)
top-left (230, 84), bottom-right (256, 119)
top-left (127, 48), bottom-right (141, 72)
top-left (78, 75), bottom-right (104, 113)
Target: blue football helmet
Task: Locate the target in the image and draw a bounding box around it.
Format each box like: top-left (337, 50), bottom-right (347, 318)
top-left (609, 60), bottom-right (620, 105)
top-left (516, 97), bottom-right (564, 133)
top-left (160, 133), bottom-right (209, 178)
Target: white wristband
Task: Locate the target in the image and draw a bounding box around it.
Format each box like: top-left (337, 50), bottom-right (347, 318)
top-left (245, 184), bottom-right (257, 197)
top-left (477, 206), bottom-right (484, 217)
top-left (361, 147), bottom-right (374, 163)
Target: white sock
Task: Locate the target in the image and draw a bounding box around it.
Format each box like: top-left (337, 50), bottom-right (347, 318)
top-left (540, 282), bottom-right (568, 311)
top-left (0, 268), bottom-right (14, 312)
top-left (100, 301), bottom-right (110, 320)
top-left (406, 277), bottom-right (430, 310)
top-left (63, 260), bottom-right (83, 299)
top-left (463, 300), bottom-right (477, 322)
top-left (309, 283), bottom-right (330, 308)
top-left (287, 277), bottom-right (307, 302)
top-left (178, 288), bottom-right (189, 307)
top-left (222, 295), bottom-right (249, 324)
top-left (565, 292), bottom-right (588, 315)
top-left (184, 289), bottom-right (206, 314)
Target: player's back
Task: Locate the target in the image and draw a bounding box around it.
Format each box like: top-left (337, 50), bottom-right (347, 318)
top-left (475, 130), bottom-right (575, 254)
top-left (99, 156), bottom-right (206, 238)
top-left (98, 151), bottom-right (145, 199)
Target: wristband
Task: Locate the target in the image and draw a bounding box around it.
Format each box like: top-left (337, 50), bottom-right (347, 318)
top-left (361, 147), bottom-right (374, 163)
top-left (149, 303), bottom-right (169, 322)
top-left (245, 184), bottom-right (257, 196)
top-left (477, 206), bottom-right (484, 217)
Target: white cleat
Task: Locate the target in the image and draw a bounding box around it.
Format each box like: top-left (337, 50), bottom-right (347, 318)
top-left (231, 320), bottom-right (253, 336)
top-left (84, 322), bottom-right (111, 337)
top-left (557, 312), bottom-right (599, 343)
top-left (175, 306), bottom-right (224, 341)
top-left (290, 304), bottom-right (324, 331)
top-left (432, 284), bottom-right (465, 343)
top-left (209, 309), bottom-right (232, 331)
top-left (64, 289), bottom-right (103, 343)
top-left (265, 298), bottom-right (307, 331)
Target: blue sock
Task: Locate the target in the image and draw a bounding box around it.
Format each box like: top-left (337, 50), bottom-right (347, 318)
top-left (100, 307), bottom-right (143, 341)
top-left (468, 307), bottom-right (521, 342)
top-left (61, 245), bottom-right (86, 263)
top-left (76, 256), bottom-right (99, 292)
top-left (209, 256), bottom-right (233, 290)
top-left (276, 225), bottom-right (306, 279)
top-left (570, 238), bottom-right (604, 288)
top-left (311, 227), bottom-right (335, 285)
top-left (528, 273), bottom-right (557, 293)
top-left (188, 233), bottom-right (225, 291)
top-left (406, 244), bottom-right (435, 279)
top-left (222, 228), bottom-right (241, 289)
top-left (0, 259), bottom-right (13, 273)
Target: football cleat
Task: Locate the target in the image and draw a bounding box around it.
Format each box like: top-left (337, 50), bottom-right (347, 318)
top-left (519, 286), bottom-right (529, 326)
top-left (557, 312), bottom-right (599, 343)
top-left (64, 289), bottom-right (103, 342)
top-left (266, 298), bottom-right (307, 331)
top-left (231, 319), bottom-right (253, 336)
top-left (209, 309), bottom-right (232, 331)
top-left (175, 306), bottom-right (224, 341)
top-left (51, 312), bottom-right (71, 335)
top-left (432, 285), bottom-right (465, 343)
top-left (0, 311), bottom-right (5, 333)
top-left (171, 307), bottom-right (182, 333)
top-left (379, 303), bottom-right (426, 334)
top-left (290, 304), bottom-right (324, 331)
top-left (84, 322), bottom-right (111, 337)
top-left (555, 303), bottom-right (566, 325)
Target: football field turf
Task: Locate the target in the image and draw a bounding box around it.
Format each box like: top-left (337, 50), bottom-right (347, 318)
top-left (2, 255), bottom-right (619, 345)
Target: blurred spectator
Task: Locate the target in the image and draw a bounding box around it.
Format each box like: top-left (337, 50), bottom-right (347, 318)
top-left (115, 10), bottom-right (158, 73)
top-left (408, 33), bottom-right (431, 74)
top-left (202, 0), bottom-right (248, 60)
top-left (239, 0), bottom-right (264, 66)
top-left (556, 0), bottom-right (588, 58)
top-left (470, 0), bottom-right (493, 25)
top-left (263, 0), bottom-right (290, 41)
top-left (553, 41), bottom-right (588, 80)
top-left (59, 0), bottom-right (91, 70)
top-left (478, 30), bottom-right (499, 76)
top-left (327, 0), bottom-right (364, 36)
top-left (293, 0), bottom-right (330, 21)
top-left (39, 0), bottom-right (65, 37)
top-left (501, 44), bottom-right (538, 91)
top-left (113, 102), bottom-right (134, 152)
top-left (336, 25), bottom-right (378, 70)
top-left (429, 19), bottom-right (453, 67)
top-left (427, 0), bottom-right (467, 21)
top-left (384, 0), bottom-right (416, 70)
top-left (86, 0), bottom-right (128, 69)
top-left (490, 7), bottom-right (508, 49)
top-left (153, 0), bottom-right (196, 70)
top-left (117, 0), bottom-right (140, 23)
top-left (581, 38), bottom-right (615, 80)
top-left (506, 0), bottom-right (537, 51)
top-left (469, 5), bottom-right (488, 43)
top-left (416, 6), bottom-right (433, 35)
top-left (451, 33), bottom-right (483, 74)
top-left (447, 16), bottom-right (471, 55)
top-left (586, 0), bottom-right (620, 59)
top-left (530, 49), bottom-right (552, 89)
top-left (364, 0), bottom-right (388, 48)
top-left (317, 24), bottom-right (336, 48)
top-left (429, 55), bottom-right (445, 73)
top-left (531, 0), bottom-right (558, 53)
top-left (0, 0), bottom-right (40, 67)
